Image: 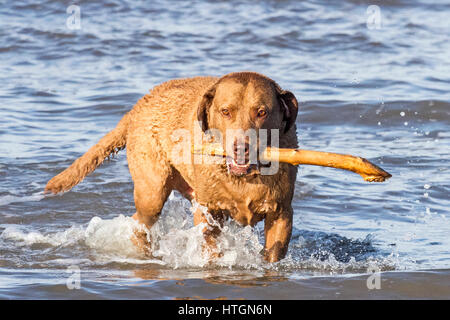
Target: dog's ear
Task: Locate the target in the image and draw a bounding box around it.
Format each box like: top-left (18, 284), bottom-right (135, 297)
top-left (197, 83), bottom-right (217, 132)
top-left (278, 89), bottom-right (298, 133)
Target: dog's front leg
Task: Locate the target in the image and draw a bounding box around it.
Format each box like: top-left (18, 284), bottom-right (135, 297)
top-left (193, 208), bottom-right (224, 260)
top-left (263, 207), bottom-right (293, 262)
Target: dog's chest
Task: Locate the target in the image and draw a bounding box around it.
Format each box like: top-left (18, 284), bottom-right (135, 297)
top-left (198, 180), bottom-right (282, 226)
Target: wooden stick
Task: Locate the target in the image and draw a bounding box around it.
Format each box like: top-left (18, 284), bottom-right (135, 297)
top-left (192, 144), bottom-right (391, 182)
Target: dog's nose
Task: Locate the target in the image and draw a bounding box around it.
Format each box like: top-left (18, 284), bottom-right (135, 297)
top-left (233, 139), bottom-right (250, 163)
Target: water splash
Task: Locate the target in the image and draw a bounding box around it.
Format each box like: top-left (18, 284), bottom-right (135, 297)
top-left (1, 224), bottom-right (84, 247)
top-left (0, 194), bottom-right (395, 273)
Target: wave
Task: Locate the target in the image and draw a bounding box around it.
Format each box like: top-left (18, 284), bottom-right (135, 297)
top-left (0, 195), bottom-right (396, 273)
top-left (300, 100), bottom-right (450, 126)
top-left (0, 192), bottom-right (44, 206)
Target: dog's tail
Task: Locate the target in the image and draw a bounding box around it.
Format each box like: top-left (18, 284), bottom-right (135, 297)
top-left (45, 111), bottom-right (131, 194)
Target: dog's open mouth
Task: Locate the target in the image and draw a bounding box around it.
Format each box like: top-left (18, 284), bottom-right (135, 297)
top-left (226, 157), bottom-right (258, 176)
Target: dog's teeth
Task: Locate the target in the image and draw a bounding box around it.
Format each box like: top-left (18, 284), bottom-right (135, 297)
top-left (231, 158), bottom-right (249, 168)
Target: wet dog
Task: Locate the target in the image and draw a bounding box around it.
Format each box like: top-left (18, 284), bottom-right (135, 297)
top-left (45, 72), bottom-right (299, 262)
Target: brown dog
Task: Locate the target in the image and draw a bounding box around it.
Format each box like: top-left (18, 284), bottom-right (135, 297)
top-left (45, 72), bottom-right (299, 262)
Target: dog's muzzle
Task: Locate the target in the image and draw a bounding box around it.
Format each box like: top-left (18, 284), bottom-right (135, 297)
top-left (226, 140), bottom-right (258, 176)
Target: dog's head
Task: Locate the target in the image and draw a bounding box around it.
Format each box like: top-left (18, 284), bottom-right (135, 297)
top-left (197, 72), bottom-right (298, 176)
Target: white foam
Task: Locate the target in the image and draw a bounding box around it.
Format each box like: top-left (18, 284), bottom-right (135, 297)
top-left (1, 224), bottom-right (84, 247)
top-left (0, 195), bottom-right (396, 272)
top-left (0, 192), bottom-right (45, 206)
top-left (1, 215), bottom-right (141, 255)
top-left (84, 215), bottom-right (143, 258)
top-left (0, 199), bottom-right (265, 269)
top-left (147, 199), bottom-right (265, 269)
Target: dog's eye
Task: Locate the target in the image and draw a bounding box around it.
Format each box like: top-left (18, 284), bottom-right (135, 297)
top-left (221, 108), bottom-right (230, 117)
top-left (257, 109), bottom-right (267, 118)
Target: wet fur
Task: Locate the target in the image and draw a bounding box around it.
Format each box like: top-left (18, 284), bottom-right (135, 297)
top-left (45, 72), bottom-right (299, 262)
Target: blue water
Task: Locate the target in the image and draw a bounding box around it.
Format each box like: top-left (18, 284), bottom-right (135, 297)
top-left (0, 0), bottom-right (449, 299)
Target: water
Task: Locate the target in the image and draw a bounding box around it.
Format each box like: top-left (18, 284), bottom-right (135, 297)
top-left (0, 0), bottom-right (449, 299)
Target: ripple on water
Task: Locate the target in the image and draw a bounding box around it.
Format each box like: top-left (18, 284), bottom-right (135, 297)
top-left (0, 195), bottom-right (397, 274)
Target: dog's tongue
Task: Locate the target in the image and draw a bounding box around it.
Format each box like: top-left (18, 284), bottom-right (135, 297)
top-left (226, 157), bottom-right (251, 176)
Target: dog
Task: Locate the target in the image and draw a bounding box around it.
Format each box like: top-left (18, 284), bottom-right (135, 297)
top-left (45, 71), bottom-right (299, 262)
